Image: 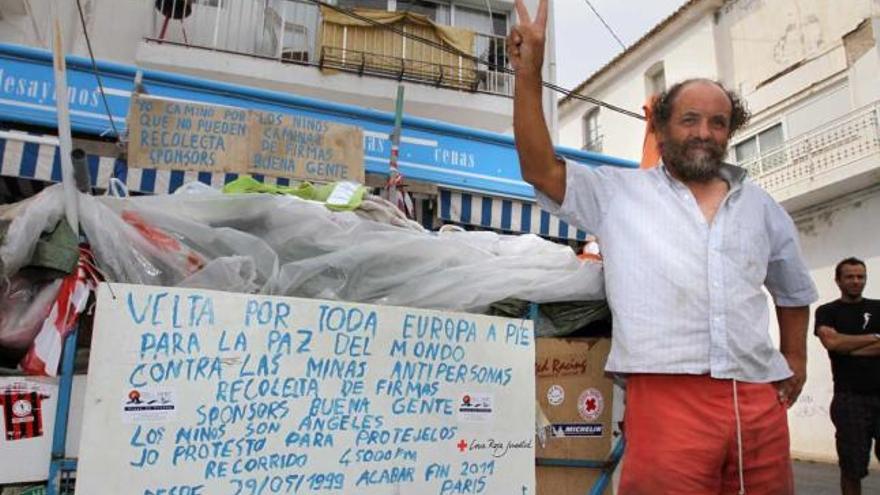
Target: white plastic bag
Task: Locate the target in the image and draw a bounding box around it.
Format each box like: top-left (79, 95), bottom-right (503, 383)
top-left (0, 185), bottom-right (65, 277)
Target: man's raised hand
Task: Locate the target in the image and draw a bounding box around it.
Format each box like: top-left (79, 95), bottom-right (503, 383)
top-left (507, 0), bottom-right (549, 78)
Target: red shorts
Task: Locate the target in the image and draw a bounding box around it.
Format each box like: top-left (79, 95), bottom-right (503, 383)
top-left (619, 374), bottom-right (793, 495)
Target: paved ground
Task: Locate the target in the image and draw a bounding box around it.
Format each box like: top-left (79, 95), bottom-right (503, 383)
top-left (605, 460), bottom-right (880, 494)
top-left (1, 461), bottom-right (879, 494)
top-left (794, 460), bottom-right (880, 494)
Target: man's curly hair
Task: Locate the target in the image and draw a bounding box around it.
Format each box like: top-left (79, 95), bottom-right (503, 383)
top-left (650, 78), bottom-right (751, 137)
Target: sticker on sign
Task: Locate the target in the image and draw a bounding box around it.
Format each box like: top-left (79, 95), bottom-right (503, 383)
top-left (550, 423), bottom-right (604, 438)
top-left (456, 392), bottom-right (494, 423)
top-left (546, 384), bottom-right (565, 406)
top-left (121, 387), bottom-right (176, 423)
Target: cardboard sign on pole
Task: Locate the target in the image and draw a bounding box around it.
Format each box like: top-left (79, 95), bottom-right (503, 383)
top-left (249, 111), bottom-right (364, 184)
top-left (127, 95), bottom-right (364, 184)
top-left (127, 96), bottom-right (250, 174)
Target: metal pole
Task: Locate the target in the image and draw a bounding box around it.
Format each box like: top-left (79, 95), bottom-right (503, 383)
top-left (50, 2), bottom-right (79, 235)
top-left (383, 84), bottom-right (413, 217)
top-left (47, 327), bottom-right (80, 495)
top-left (212, 0), bottom-right (223, 48)
top-left (71, 148), bottom-right (92, 193)
top-left (389, 84), bottom-right (404, 182)
top-left (47, 150), bottom-right (91, 495)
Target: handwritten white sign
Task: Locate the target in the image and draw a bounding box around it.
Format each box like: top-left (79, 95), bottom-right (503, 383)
top-left (76, 284), bottom-right (535, 494)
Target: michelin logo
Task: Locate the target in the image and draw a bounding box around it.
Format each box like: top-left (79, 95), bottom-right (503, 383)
top-left (551, 423), bottom-right (604, 437)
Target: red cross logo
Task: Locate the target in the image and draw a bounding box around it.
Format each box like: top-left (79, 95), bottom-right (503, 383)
top-left (577, 388), bottom-right (604, 421)
top-left (457, 439), bottom-right (468, 452)
top-left (585, 398), bottom-right (597, 412)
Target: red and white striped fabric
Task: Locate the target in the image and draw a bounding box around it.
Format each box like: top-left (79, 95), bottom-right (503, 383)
top-left (383, 159), bottom-right (415, 220)
top-left (19, 246), bottom-right (100, 376)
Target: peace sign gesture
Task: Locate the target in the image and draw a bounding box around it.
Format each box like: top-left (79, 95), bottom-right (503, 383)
top-left (507, 0), bottom-right (549, 77)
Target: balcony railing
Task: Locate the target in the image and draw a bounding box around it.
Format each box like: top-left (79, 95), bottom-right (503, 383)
top-left (146, 0), bottom-right (512, 96)
top-left (740, 102), bottom-right (880, 193)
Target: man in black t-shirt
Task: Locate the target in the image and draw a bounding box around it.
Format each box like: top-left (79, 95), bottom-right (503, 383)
top-left (815, 257), bottom-right (880, 495)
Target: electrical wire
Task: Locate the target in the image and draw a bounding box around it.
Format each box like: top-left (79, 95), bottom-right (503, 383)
top-left (308, 0), bottom-right (645, 121)
top-left (483, 0), bottom-right (494, 30)
top-left (582, 0), bottom-right (627, 51)
top-left (75, 0), bottom-right (122, 140)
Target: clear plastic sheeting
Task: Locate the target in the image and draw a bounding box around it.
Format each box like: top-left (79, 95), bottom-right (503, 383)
top-left (0, 191), bottom-right (65, 277)
top-left (0, 185), bottom-right (605, 313)
top-left (0, 275), bottom-right (62, 354)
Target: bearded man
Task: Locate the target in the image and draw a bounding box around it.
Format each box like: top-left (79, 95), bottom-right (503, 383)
top-left (509, 1), bottom-right (817, 493)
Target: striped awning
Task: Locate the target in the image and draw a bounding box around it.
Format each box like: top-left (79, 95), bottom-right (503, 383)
top-left (1, 132), bottom-right (578, 238)
top-left (438, 189), bottom-right (589, 241)
top-left (0, 131), bottom-right (438, 228)
top-left (0, 131), bottom-right (303, 195)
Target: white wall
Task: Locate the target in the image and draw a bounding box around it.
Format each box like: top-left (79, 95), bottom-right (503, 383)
top-left (719, 0), bottom-right (879, 97)
top-left (783, 81), bottom-right (851, 138)
top-left (716, 0), bottom-right (879, 127)
top-left (0, 0), bottom-right (150, 62)
top-left (0, 0), bottom-right (75, 51)
top-left (557, 14), bottom-right (721, 162)
top-left (849, 38), bottom-right (880, 108)
top-left (784, 186), bottom-right (880, 461)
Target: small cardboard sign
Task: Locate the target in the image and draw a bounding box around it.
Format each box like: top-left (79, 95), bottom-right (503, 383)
top-left (127, 95), bottom-right (364, 184)
top-left (249, 112), bottom-right (364, 183)
top-left (127, 97), bottom-right (250, 174)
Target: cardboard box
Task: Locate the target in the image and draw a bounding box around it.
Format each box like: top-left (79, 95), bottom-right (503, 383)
top-left (535, 337), bottom-right (615, 495)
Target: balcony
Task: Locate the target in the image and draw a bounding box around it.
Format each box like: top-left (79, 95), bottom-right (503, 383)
top-left (146, 0), bottom-right (512, 96)
top-left (740, 102), bottom-right (880, 210)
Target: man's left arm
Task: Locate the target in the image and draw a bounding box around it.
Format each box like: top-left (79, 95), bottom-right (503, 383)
top-left (775, 305), bottom-right (810, 407)
top-left (851, 342), bottom-right (880, 356)
top-left (763, 199), bottom-right (819, 407)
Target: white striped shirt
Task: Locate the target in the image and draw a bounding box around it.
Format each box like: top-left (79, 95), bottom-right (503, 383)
top-left (537, 160), bottom-right (818, 382)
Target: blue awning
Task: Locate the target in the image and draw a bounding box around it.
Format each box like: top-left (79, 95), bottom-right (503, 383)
top-left (439, 189), bottom-right (588, 241)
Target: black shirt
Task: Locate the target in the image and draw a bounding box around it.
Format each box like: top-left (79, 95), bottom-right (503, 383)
top-left (815, 298), bottom-right (880, 394)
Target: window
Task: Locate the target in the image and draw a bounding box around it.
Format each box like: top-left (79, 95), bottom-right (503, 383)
top-left (336, 0), bottom-right (388, 10)
top-left (396, 0), bottom-right (450, 23)
top-left (281, 22), bottom-right (311, 61)
top-left (583, 108), bottom-right (602, 152)
top-left (335, 1), bottom-right (508, 30)
top-left (734, 123), bottom-right (786, 173)
top-left (645, 61), bottom-right (665, 97)
top-left (454, 6), bottom-right (507, 36)
top-left (456, 5), bottom-right (508, 75)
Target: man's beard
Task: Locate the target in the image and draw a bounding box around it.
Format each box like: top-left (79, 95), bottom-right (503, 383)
top-left (661, 137), bottom-right (726, 182)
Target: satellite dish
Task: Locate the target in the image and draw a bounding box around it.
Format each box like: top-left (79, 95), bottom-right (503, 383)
top-left (154, 0), bottom-right (192, 20)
